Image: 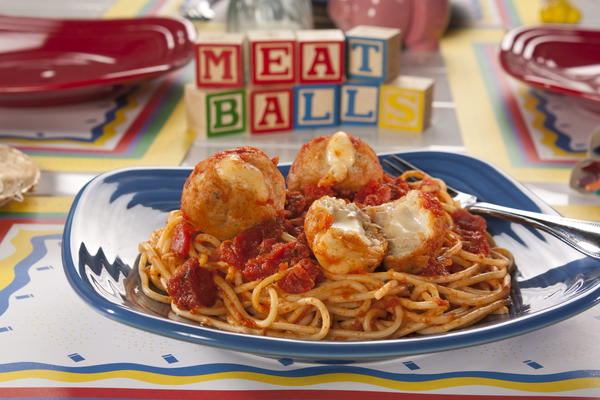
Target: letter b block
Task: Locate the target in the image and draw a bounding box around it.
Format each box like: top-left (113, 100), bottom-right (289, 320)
top-left (379, 76), bottom-right (434, 132)
top-left (346, 25), bottom-right (401, 83)
top-left (340, 82), bottom-right (379, 125)
top-left (248, 30), bottom-right (296, 85)
top-left (250, 87), bottom-right (293, 134)
top-left (297, 30), bottom-right (345, 84)
top-left (195, 33), bottom-right (244, 88)
top-left (294, 85), bottom-right (340, 129)
top-left (185, 84), bottom-right (246, 137)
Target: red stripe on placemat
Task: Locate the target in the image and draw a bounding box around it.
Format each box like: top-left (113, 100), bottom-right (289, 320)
top-left (0, 388), bottom-right (593, 400)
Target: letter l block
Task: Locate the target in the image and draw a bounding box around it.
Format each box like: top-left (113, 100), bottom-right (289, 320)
top-left (293, 84), bottom-right (340, 129)
top-left (340, 82), bottom-right (379, 125)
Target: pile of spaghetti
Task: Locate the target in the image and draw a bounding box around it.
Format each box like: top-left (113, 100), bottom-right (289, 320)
top-left (138, 133), bottom-right (513, 341)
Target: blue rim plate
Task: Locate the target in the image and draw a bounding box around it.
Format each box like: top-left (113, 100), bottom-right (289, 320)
top-left (61, 151), bottom-right (600, 361)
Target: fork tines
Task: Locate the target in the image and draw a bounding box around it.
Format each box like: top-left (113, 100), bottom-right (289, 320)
top-left (383, 155), bottom-right (460, 198)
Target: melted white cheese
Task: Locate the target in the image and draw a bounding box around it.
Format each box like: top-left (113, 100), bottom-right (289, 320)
top-left (325, 131), bottom-right (356, 183)
top-left (320, 197), bottom-right (371, 244)
top-left (216, 154), bottom-right (269, 202)
top-left (368, 191), bottom-right (435, 257)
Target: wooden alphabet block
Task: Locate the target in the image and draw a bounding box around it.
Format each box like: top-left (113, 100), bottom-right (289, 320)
top-left (294, 84), bottom-right (340, 129)
top-left (340, 82), bottom-right (379, 125)
top-left (185, 83), bottom-right (247, 137)
top-left (248, 30), bottom-right (296, 86)
top-left (346, 25), bottom-right (401, 83)
top-left (249, 86), bottom-right (293, 134)
top-left (378, 76), bottom-right (434, 132)
top-left (297, 29), bottom-right (345, 84)
top-left (195, 33), bottom-right (245, 88)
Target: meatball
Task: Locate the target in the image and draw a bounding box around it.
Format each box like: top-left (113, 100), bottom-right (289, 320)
top-left (181, 146), bottom-right (286, 240)
top-left (286, 131), bottom-right (383, 196)
top-left (365, 190), bottom-right (448, 274)
top-left (304, 196), bottom-right (387, 274)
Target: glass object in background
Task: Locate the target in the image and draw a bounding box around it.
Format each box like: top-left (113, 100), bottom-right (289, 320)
top-left (227, 0), bottom-right (313, 32)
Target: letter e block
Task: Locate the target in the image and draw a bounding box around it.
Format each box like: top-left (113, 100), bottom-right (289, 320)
top-left (340, 82), bottom-right (379, 125)
top-left (346, 25), bottom-right (401, 83)
top-left (248, 30), bottom-right (296, 85)
top-left (294, 84), bottom-right (340, 129)
top-left (250, 87), bottom-right (293, 134)
top-left (379, 76), bottom-right (434, 132)
top-left (297, 29), bottom-right (345, 84)
top-left (195, 33), bottom-right (244, 88)
top-left (185, 84), bottom-right (247, 138)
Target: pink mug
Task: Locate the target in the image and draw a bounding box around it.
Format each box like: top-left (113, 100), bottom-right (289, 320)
top-left (327, 0), bottom-right (450, 51)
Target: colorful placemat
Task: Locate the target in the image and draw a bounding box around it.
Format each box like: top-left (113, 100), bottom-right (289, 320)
top-left (0, 0), bottom-right (195, 172)
top-left (441, 26), bottom-right (599, 184)
top-left (0, 199), bottom-right (599, 398)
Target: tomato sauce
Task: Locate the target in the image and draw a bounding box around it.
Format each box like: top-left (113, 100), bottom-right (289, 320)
top-left (167, 257), bottom-right (217, 309)
top-left (451, 208), bottom-right (491, 256)
top-left (170, 221), bottom-right (195, 257)
top-left (353, 174), bottom-right (410, 206)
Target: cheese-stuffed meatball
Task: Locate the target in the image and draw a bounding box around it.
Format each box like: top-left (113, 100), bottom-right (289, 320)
top-left (181, 147), bottom-right (286, 240)
top-left (304, 196), bottom-right (387, 274)
top-left (287, 131), bottom-right (383, 196)
top-left (366, 190), bottom-right (448, 274)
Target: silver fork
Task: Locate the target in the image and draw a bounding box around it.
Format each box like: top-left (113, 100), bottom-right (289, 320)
top-left (384, 155), bottom-right (600, 260)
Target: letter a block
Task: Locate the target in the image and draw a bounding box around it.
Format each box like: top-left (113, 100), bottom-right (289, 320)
top-left (185, 84), bottom-right (246, 138)
top-left (340, 82), bottom-right (379, 125)
top-left (195, 33), bottom-right (244, 88)
top-left (248, 30), bottom-right (296, 85)
top-left (294, 84), bottom-right (340, 129)
top-left (250, 87), bottom-right (293, 134)
top-left (346, 25), bottom-right (401, 83)
top-left (297, 29), bottom-right (345, 84)
top-left (379, 76), bottom-right (434, 132)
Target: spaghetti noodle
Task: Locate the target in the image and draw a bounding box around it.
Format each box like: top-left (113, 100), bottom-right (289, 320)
top-left (137, 152), bottom-right (514, 341)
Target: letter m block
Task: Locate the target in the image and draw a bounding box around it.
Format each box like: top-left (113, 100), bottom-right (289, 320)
top-left (346, 25), bottom-right (401, 83)
top-left (297, 29), bottom-right (345, 84)
top-left (195, 33), bottom-right (244, 88)
top-left (249, 30), bottom-right (296, 85)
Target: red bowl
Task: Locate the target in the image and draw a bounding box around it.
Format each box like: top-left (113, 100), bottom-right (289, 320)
top-left (499, 25), bottom-right (600, 102)
top-left (0, 15), bottom-right (196, 107)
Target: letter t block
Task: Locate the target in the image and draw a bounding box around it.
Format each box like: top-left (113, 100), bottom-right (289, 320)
top-left (346, 25), bottom-right (402, 83)
top-left (185, 84), bottom-right (247, 138)
top-left (378, 75), bottom-right (434, 132)
top-left (297, 29), bottom-right (345, 84)
top-left (195, 33), bottom-right (244, 88)
top-left (248, 30), bottom-right (296, 85)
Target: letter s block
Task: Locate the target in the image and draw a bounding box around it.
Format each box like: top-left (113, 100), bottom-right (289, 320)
top-left (297, 29), bottom-right (345, 84)
top-left (185, 84), bottom-right (247, 138)
top-left (250, 87), bottom-right (293, 134)
top-left (248, 30), bottom-right (296, 85)
top-left (378, 76), bottom-right (434, 132)
top-left (346, 25), bottom-right (401, 83)
top-left (340, 82), bottom-right (379, 125)
top-left (195, 33), bottom-right (244, 88)
top-left (294, 84), bottom-right (340, 129)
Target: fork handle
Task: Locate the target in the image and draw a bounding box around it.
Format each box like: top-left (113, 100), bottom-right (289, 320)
top-left (469, 202), bottom-right (600, 260)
